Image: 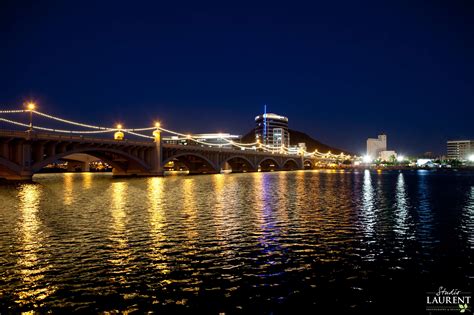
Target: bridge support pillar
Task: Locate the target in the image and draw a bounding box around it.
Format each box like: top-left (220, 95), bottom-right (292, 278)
top-left (21, 143), bottom-right (33, 169)
top-left (188, 169), bottom-right (219, 175)
top-left (0, 171), bottom-right (33, 181)
top-left (150, 129), bottom-right (163, 176)
top-left (221, 161), bottom-right (232, 172)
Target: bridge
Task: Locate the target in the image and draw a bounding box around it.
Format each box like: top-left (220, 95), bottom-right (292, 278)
top-left (0, 107), bottom-right (351, 181)
top-left (0, 130), bottom-right (308, 181)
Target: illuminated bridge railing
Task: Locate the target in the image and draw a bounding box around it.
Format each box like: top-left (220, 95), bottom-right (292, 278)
top-left (0, 106), bottom-right (354, 160)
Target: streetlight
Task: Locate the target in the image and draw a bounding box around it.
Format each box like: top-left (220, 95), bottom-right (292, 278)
top-left (397, 155), bottom-right (405, 162)
top-left (26, 102), bottom-right (35, 132)
top-left (114, 124), bottom-right (124, 140)
top-left (27, 102), bottom-right (35, 111)
top-left (469, 154), bottom-right (474, 162)
top-left (153, 122), bottom-right (161, 142)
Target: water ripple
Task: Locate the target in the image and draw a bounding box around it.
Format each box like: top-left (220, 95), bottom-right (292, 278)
top-left (0, 170), bottom-right (473, 313)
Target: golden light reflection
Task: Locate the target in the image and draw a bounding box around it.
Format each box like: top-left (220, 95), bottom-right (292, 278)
top-left (275, 172), bottom-right (289, 222)
top-left (109, 181), bottom-right (130, 283)
top-left (16, 184), bottom-right (56, 305)
top-left (182, 178), bottom-right (198, 241)
top-left (213, 174), bottom-right (226, 227)
top-left (214, 173), bottom-right (225, 190)
top-left (82, 172), bottom-right (92, 189)
top-left (252, 172), bottom-right (265, 229)
top-left (146, 177), bottom-right (170, 274)
top-left (212, 174), bottom-right (237, 246)
top-left (211, 174), bottom-right (232, 258)
top-left (63, 173), bottom-right (74, 206)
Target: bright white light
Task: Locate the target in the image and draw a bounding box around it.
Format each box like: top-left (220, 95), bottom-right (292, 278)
top-left (397, 155), bottom-right (405, 162)
top-left (469, 154), bottom-right (474, 162)
top-left (363, 155), bottom-right (372, 163)
top-left (417, 159), bottom-right (431, 167)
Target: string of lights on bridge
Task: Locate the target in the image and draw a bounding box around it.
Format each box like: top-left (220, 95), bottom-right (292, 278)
top-left (0, 104), bottom-right (354, 160)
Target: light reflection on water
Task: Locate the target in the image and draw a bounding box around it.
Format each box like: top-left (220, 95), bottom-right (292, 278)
top-left (361, 170), bottom-right (376, 239)
top-left (109, 181), bottom-right (130, 284)
top-left (462, 186), bottom-right (474, 247)
top-left (63, 173), bottom-right (74, 206)
top-left (415, 170), bottom-right (435, 251)
top-left (146, 177), bottom-right (169, 275)
top-left (0, 170), bottom-right (473, 313)
top-left (395, 173), bottom-right (411, 240)
top-left (82, 172), bottom-right (93, 190)
top-left (16, 184), bottom-right (56, 307)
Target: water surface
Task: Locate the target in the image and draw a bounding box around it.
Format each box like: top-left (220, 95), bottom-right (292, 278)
top-left (0, 170), bottom-right (473, 313)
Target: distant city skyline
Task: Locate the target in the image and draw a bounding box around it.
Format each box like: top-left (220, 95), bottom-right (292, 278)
top-left (1, 1), bottom-right (473, 155)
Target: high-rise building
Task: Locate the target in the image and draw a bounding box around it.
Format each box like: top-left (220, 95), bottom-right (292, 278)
top-left (447, 140), bottom-right (474, 160)
top-left (255, 112), bottom-right (290, 150)
top-left (367, 134), bottom-right (387, 158)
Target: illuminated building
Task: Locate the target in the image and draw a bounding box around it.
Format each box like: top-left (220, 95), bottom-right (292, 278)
top-left (447, 140), bottom-right (474, 160)
top-left (255, 110), bottom-right (290, 151)
top-left (367, 134), bottom-right (387, 159)
top-left (379, 150), bottom-right (397, 162)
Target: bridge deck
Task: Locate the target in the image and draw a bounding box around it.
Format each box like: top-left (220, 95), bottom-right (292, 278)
top-left (0, 129), bottom-right (300, 158)
top-left (0, 129), bottom-right (154, 146)
top-left (0, 129), bottom-right (307, 180)
top-left (162, 143), bottom-right (300, 158)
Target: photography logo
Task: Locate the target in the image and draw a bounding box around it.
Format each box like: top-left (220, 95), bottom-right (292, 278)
top-left (426, 286), bottom-right (471, 313)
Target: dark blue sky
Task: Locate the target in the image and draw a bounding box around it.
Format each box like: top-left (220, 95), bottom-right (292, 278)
top-left (1, 1), bottom-right (473, 155)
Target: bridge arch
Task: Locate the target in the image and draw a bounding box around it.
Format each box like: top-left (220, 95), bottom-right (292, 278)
top-left (282, 158), bottom-right (300, 171)
top-left (303, 159), bottom-right (314, 169)
top-left (31, 147), bottom-right (151, 174)
top-left (257, 157), bottom-right (281, 172)
top-left (221, 155), bottom-right (257, 173)
top-left (163, 152), bottom-right (220, 174)
top-left (0, 156), bottom-right (23, 179)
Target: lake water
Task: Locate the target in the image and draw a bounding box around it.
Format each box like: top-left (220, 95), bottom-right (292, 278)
top-left (0, 170), bottom-right (473, 313)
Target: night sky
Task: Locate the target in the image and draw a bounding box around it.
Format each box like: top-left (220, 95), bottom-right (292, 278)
top-left (1, 1), bottom-right (473, 155)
